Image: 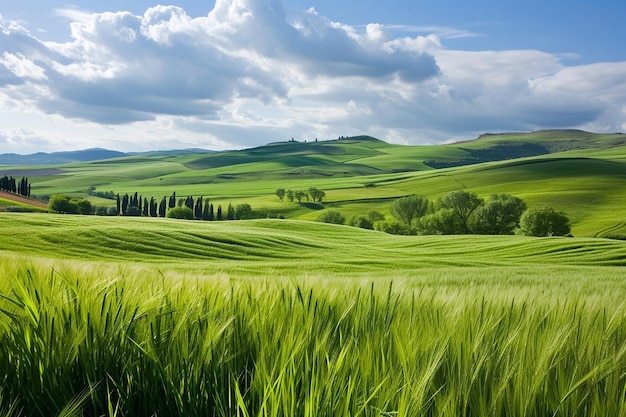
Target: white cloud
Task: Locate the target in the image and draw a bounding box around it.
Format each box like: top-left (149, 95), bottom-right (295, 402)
top-left (0, 0), bottom-right (624, 153)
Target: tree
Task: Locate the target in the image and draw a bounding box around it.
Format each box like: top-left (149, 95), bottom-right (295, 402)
top-left (158, 197), bottom-right (167, 217)
top-left (121, 194), bottom-right (129, 215)
top-left (317, 210), bottom-right (345, 225)
top-left (294, 190), bottom-right (306, 203)
top-left (286, 189), bottom-right (294, 202)
top-left (169, 192), bottom-right (176, 209)
top-left (227, 203), bottom-right (235, 220)
top-left (518, 207), bottom-right (571, 237)
top-left (308, 187), bottom-right (326, 202)
top-left (216, 205), bottom-right (223, 221)
top-left (415, 209), bottom-right (462, 235)
top-left (390, 195), bottom-right (429, 227)
top-left (469, 194), bottom-right (526, 235)
top-left (438, 191), bottom-right (484, 234)
top-left (235, 203), bottom-right (252, 220)
top-left (208, 203), bottom-right (215, 221)
top-left (202, 200), bottom-right (210, 220)
top-left (48, 195), bottom-right (79, 214)
top-left (75, 199), bottom-right (93, 215)
top-left (350, 215), bottom-right (373, 229)
top-left (166, 207), bottom-right (194, 220)
top-left (194, 196), bottom-right (203, 219)
top-left (367, 211), bottom-right (385, 223)
top-left (374, 220), bottom-right (411, 235)
top-left (275, 189), bottom-right (286, 201)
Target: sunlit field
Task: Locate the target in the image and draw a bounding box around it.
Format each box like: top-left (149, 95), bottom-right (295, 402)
top-left (1, 214), bottom-right (625, 416)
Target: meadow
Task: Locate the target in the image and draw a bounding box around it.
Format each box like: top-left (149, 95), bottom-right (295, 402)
top-left (1, 130), bottom-right (626, 415)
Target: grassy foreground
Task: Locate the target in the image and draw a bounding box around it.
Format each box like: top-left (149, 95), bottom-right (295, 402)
top-left (1, 213), bottom-right (626, 416)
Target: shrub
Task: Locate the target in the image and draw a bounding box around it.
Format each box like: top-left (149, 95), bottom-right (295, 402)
top-left (317, 210), bottom-right (345, 225)
top-left (349, 215), bottom-right (373, 230)
top-left (166, 207), bottom-right (194, 220)
top-left (374, 220), bottom-right (412, 235)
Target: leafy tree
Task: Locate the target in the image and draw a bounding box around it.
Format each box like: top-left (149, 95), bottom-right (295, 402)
top-left (374, 220), bottom-right (411, 235)
top-left (415, 209), bottom-right (462, 235)
top-left (295, 190), bottom-right (306, 203)
top-left (75, 199), bottom-right (93, 215)
top-left (235, 203), bottom-right (252, 220)
top-left (166, 207), bottom-right (194, 220)
top-left (106, 207), bottom-right (119, 216)
top-left (95, 206), bottom-right (108, 216)
top-left (350, 215), bottom-right (373, 229)
top-left (469, 194), bottom-right (526, 235)
top-left (367, 210), bottom-right (385, 223)
top-left (317, 210), bottom-right (345, 225)
top-left (48, 195), bottom-right (79, 214)
top-left (286, 189), bottom-right (294, 202)
top-left (390, 195), bottom-right (429, 226)
top-left (518, 207), bottom-right (571, 237)
top-left (308, 187), bottom-right (326, 203)
top-left (275, 188), bottom-right (286, 202)
top-left (438, 191), bottom-right (484, 234)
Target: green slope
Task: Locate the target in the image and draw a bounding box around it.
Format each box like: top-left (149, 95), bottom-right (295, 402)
top-left (1, 214), bottom-right (625, 274)
top-left (4, 130), bottom-right (626, 237)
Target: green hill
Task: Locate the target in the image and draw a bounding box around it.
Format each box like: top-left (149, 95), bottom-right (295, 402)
top-left (3, 130), bottom-right (625, 237)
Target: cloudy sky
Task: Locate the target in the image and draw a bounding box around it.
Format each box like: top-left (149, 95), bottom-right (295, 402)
top-left (1, 0), bottom-right (625, 154)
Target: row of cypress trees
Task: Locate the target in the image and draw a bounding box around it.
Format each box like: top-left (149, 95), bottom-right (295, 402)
top-left (0, 175), bottom-right (30, 197)
top-left (114, 191), bottom-right (237, 220)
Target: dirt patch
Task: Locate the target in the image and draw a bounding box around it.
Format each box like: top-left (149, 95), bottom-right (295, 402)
top-left (0, 191), bottom-right (49, 208)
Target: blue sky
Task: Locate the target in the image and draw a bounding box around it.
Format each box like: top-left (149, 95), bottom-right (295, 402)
top-left (0, 0), bottom-right (625, 153)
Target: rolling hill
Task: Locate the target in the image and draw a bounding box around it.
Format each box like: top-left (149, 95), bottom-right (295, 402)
top-left (1, 129), bottom-right (625, 237)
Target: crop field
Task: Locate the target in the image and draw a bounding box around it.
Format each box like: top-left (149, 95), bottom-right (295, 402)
top-left (0, 214), bottom-right (626, 416)
top-left (1, 131), bottom-right (626, 415)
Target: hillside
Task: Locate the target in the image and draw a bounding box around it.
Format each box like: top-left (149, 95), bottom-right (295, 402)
top-left (1, 130), bottom-right (625, 237)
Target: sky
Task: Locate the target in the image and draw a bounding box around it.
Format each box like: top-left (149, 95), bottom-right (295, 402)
top-left (0, 0), bottom-right (625, 154)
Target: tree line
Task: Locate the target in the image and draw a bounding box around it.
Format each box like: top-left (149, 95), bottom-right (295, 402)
top-left (276, 187), bottom-right (326, 203)
top-left (318, 190), bottom-right (571, 237)
top-left (0, 175), bottom-right (31, 197)
top-left (49, 190), bottom-right (256, 221)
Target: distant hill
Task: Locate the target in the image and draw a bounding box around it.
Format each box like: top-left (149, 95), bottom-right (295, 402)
top-left (0, 148), bottom-right (214, 165)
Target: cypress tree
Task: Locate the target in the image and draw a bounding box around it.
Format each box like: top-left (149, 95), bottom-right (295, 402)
top-left (143, 199), bottom-right (149, 216)
top-left (208, 203), bottom-right (215, 221)
top-left (169, 191), bottom-right (176, 209)
top-left (158, 197), bottom-right (167, 217)
top-left (121, 194), bottom-right (129, 215)
top-left (216, 205), bottom-right (223, 221)
top-left (227, 203), bottom-right (235, 220)
top-left (202, 199), bottom-right (210, 220)
top-left (116, 194), bottom-right (121, 214)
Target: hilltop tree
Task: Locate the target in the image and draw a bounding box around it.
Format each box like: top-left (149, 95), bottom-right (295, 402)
top-left (294, 190), bottom-right (306, 203)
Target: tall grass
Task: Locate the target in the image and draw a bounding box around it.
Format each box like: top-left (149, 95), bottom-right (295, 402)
top-left (1, 259), bottom-right (625, 416)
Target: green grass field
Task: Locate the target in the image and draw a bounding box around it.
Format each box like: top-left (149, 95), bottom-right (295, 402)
top-left (1, 214), bottom-right (626, 416)
top-left (1, 130), bottom-right (626, 415)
